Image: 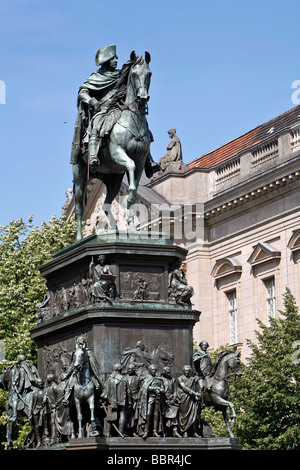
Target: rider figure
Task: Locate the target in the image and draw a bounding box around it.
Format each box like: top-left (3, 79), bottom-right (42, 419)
top-left (11, 355), bottom-right (40, 421)
top-left (192, 340), bottom-right (212, 403)
top-left (62, 336), bottom-right (103, 405)
top-left (61, 336), bottom-right (88, 405)
top-left (71, 44), bottom-right (160, 177)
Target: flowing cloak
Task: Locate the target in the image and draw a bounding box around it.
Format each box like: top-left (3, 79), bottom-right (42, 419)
top-left (18, 362), bottom-right (40, 391)
top-left (85, 348), bottom-right (104, 387)
top-left (65, 348), bottom-right (104, 389)
top-left (92, 263), bottom-right (115, 299)
top-left (80, 70), bottom-right (121, 96)
top-left (167, 135), bottom-right (182, 162)
top-left (120, 347), bottom-right (151, 374)
top-left (101, 372), bottom-right (130, 421)
top-left (169, 269), bottom-right (194, 301)
top-left (176, 375), bottom-right (199, 433)
top-left (162, 376), bottom-right (179, 422)
top-left (70, 61), bottom-right (133, 164)
top-left (137, 375), bottom-right (164, 422)
top-left (165, 135), bottom-right (182, 162)
top-left (70, 69), bottom-right (120, 164)
top-left (192, 349), bottom-right (212, 379)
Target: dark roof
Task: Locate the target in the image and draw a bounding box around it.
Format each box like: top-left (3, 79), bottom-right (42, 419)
top-left (188, 105), bottom-right (300, 169)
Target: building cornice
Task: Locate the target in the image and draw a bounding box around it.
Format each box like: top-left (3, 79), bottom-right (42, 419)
top-left (205, 167), bottom-right (300, 220)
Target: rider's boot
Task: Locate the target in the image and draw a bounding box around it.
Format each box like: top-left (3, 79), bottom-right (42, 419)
top-left (89, 130), bottom-right (100, 173)
top-left (119, 409), bottom-right (126, 435)
top-left (103, 419), bottom-right (111, 437)
top-left (35, 426), bottom-right (42, 447)
top-left (152, 415), bottom-right (160, 438)
top-left (144, 154), bottom-right (161, 178)
top-left (192, 421), bottom-right (201, 438)
top-left (142, 416), bottom-right (150, 439)
top-left (172, 426), bottom-right (181, 438)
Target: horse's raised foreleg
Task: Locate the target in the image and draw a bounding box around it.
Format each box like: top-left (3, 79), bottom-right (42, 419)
top-left (72, 160), bottom-right (87, 241)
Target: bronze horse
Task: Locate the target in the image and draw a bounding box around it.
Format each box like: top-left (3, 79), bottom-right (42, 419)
top-left (202, 350), bottom-right (242, 439)
top-left (69, 344), bottom-right (100, 439)
top-left (73, 51), bottom-right (153, 241)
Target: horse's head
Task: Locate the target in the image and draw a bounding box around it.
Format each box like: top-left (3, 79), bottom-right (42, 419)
top-left (227, 351), bottom-right (242, 378)
top-left (73, 346), bottom-right (85, 369)
top-left (151, 346), bottom-right (174, 368)
top-left (129, 50), bottom-right (152, 107)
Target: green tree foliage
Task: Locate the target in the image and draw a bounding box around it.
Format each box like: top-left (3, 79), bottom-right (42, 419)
top-left (234, 288), bottom-right (300, 449)
top-left (0, 216), bottom-right (77, 364)
top-left (0, 215), bottom-right (77, 448)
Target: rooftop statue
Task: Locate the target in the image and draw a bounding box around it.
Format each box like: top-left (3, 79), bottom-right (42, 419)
top-left (71, 45), bottom-right (160, 240)
top-left (156, 129), bottom-right (187, 176)
top-left (159, 129), bottom-right (182, 170)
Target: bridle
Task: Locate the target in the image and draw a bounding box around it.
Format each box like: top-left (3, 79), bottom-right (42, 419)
top-left (213, 354), bottom-right (241, 383)
top-left (117, 61), bottom-right (150, 115)
top-left (214, 370), bottom-right (239, 383)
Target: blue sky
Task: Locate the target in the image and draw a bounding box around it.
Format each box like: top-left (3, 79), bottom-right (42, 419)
top-left (0, 0), bottom-right (299, 228)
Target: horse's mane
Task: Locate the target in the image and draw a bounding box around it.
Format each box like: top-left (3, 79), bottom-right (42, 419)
top-left (208, 350), bottom-right (235, 377)
top-left (107, 55), bottom-right (147, 111)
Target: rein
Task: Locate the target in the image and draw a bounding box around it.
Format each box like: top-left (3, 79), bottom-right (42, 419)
top-left (117, 98), bottom-right (149, 115)
top-left (213, 371), bottom-right (237, 383)
top-left (117, 98), bottom-right (150, 141)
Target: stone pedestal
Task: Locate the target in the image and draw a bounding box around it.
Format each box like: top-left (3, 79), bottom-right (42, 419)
top-left (31, 231), bottom-right (200, 380)
top-left (66, 436), bottom-right (242, 451)
top-left (28, 231), bottom-right (244, 452)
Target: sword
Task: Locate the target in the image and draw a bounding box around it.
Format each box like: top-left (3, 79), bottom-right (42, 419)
top-left (100, 401), bottom-right (126, 439)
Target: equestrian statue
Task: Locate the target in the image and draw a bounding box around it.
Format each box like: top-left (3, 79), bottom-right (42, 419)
top-left (71, 45), bottom-right (160, 240)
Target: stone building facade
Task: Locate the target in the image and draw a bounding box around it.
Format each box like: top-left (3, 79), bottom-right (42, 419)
top-left (63, 105), bottom-right (300, 359)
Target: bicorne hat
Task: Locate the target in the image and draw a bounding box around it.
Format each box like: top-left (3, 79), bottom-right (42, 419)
top-left (95, 44), bottom-right (117, 66)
